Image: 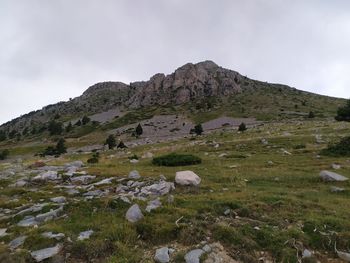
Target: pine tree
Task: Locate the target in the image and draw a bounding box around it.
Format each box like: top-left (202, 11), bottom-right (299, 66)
top-left (335, 99), bottom-right (350, 121)
top-left (238, 122), bottom-right (247, 132)
top-left (65, 122), bottom-right (73, 132)
top-left (82, 116), bottom-right (91, 125)
top-left (55, 138), bottom-right (67, 154)
top-left (48, 120), bottom-right (63, 135)
top-left (105, 135), bottom-right (117, 149)
top-left (135, 123), bottom-right (143, 136)
top-left (194, 124), bottom-right (203, 135)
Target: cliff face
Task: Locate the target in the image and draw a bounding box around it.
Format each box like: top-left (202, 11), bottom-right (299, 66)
top-left (127, 61), bottom-right (242, 108)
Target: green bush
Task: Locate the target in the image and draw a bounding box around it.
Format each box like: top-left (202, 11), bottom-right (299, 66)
top-left (152, 153), bottom-right (201, 166)
top-left (0, 149), bottom-right (9, 160)
top-left (321, 136), bottom-right (350, 156)
top-left (87, 152), bottom-right (100, 164)
top-left (335, 100), bottom-right (350, 121)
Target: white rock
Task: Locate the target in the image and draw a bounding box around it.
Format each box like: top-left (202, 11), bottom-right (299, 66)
top-left (320, 170), bottom-right (348, 182)
top-left (175, 171), bottom-right (201, 186)
top-left (302, 249), bottom-right (312, 258)
top-left (9, 235), bottom-right (27, 250)
top-left (146, 199), bottom-right (162, 212)
top-left (184, 249), bottom-right (205, 263)
top-left (0, 228), bottom-right (7, 237)
top-left (332, 163), bottom-right (341, 170)
top-left (41, 232), bottom-right (65, 240)
top-left (130, 159), bottom-right (139, 164)
top-left (78, 230), bottom-right (94, 241)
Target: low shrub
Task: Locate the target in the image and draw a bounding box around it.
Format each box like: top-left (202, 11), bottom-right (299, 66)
top-left (321, 136), bottom-right (350, 156)
top-left (152, 153), bottom-right (201, 166)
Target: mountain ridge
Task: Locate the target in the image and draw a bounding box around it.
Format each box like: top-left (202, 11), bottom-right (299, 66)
top-left (0, 60), bottom-right (345, 138)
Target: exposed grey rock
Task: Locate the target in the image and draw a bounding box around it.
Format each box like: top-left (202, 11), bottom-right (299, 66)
top-left (35, 206), bottom-right (64, 223)
top-left (41, 232), bottom-right (65, 240)
top-left (0, 228), bottom-right (7, 237)
top-left (142, 152), bottom-right (154, 159)
top-left (142, 181), bottom-right (175, 196)
top-left (10, 179), bottom-right (28, 187)
top-left (17, 216), bottom-right (38, 227)
top-left (78, 230), bottom-right (94, 241)
top-left (125, 204), bottom-right (143, 223)
top-left (16, 203), bottom-right (48, 217)
top-left (50, 196), bottom-right (66, 203)
top-left (184, 249), bottom-right (205, 263)
top-left (330, 186), bottom-right (345, 193)
top-left (320, 170), bottom-right (348, 182)
top-left (154, 247), bottom-right (170, 263)
top-left (119, 196), bottom-right (131, 204)
top-left (128, 170), bottom-right (141, 179)
top-left (146, 199), bottom-right (162, 212)
top-left (33, 171), bottom-right (59, 181)
top-left (65, 161), bottom-right (84, 169)
top-left (83, 189), bottom-right (104, 197)
top-left (31, 244), bottom-right (62, 262)
top-left (332, 163), bottom-right (341, 170)
top-left (175, 171), bottom-right (201, 186)
top-left (93, 177), bottom-right (114, 186)
top-left (71, 175), bottom-right (96, 184)
top-left (9, 235), bottom-right (27, 250)
top-left (202, 244), bottom-right (212, 253)
top-left (130, 159), bottom-right (139, 164)
top-left (65, 188), bottom-right (79, 195)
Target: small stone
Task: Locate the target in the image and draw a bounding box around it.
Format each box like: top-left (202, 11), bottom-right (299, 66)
top-left (9, 235), bottom-right (27, 250)
top-left (130, 159), bottom-right (139, 164)
top-left (202, 244), bottom-right (212, 253)
top-left (167, 195), bottom-right (174, 204)
top-left (302, 249), bottom-right (312, 258)
top-left (223, 209), bottom-right (231, 216)
top-left (41, 232), bottom-right (65, 240)
top-left (330, 186), bottom-right (345, 193)
top-left (332, 163), bottom-right (341, 170)
top-left (78, 230), bottom-right (94, 241)
top-left (184, 249), bottom-right (205, 263)
top-left (146, 199), bottom-right (162, 212)
top-left (31, 244), bottom-right (62, 262)
top-left (128, 170), bottom-right (141, 179)
top-left (154, 247), bottom-right (170, 263)
top-left (320, 170), bottom-right (348, 182)
top-left (125, 204), bottom-right (143, 223)
top-left (50, 196), bottom-right (66, 203)
top-left (0, 228), bottom-right (7, 237)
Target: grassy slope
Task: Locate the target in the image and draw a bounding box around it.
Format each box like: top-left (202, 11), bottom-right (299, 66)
top-left (0, 119), bottom-right (349, 262)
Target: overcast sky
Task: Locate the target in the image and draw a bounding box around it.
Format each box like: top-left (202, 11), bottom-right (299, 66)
top-left (1, 0), bottom-right (349, 125)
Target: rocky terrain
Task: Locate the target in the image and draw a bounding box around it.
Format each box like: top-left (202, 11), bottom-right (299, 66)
top-left (0, 118), bottom-right (350, 262)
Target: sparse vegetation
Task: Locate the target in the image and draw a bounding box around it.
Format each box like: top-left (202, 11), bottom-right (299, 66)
top-left (152, 153), bottom-right (202, 166)
top-left (321, 136), bottom-right (350, 156)
top-left (41, 138), bottom-right (67, 156)
top-left (48, 120), bottom-right (63, 135)
top-left (87, 152), bottom-right (100, 163)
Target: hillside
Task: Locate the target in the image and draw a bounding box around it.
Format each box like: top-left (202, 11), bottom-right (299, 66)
top-left (0, 61), bottom-right (345, 144)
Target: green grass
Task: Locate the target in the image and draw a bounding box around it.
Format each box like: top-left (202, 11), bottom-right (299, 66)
top-left (1, 119), bottom-right (350, 262)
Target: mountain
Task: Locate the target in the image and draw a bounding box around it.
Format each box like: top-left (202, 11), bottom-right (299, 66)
top-left (0, 60), bottom-right (345, 139)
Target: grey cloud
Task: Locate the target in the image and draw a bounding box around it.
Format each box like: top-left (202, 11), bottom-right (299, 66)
top-left (0, 0), bottom-right (349, 124)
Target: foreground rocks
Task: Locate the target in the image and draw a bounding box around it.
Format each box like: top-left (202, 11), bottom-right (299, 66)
top-left (31, 244), bottom-right (62, 262)
top-left (175, 171), bottom-right (201, 186)
top-left (125, 204), bottom-right (144, 223)
top-left (320, 170), bottom-right (348, 182)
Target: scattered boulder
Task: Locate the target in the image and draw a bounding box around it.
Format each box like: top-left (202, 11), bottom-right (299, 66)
top-left (125, 204), bottom-right (143, 223)
top-left (330, 186), bottom-right (345, 193)
top-left (146, 199), bottom-right (162, 212)
top-left (31, 244), bottom-right (62, 262)
top-left (0, 228), bottom-right (7, 237)
top-left (141, 181), bottom-right (175, 196)
top-left (33, 171), bottom-right (59, 181)
top-left (154, 247), bottom-right (170, 263)
top-left (71, 175), bottom-right (96, 184)
top-left (130, 159), bottom-right (139, 164)
top-left (142, 152), bottom-right (154, 159)
top-left (128, 170), bottom-right (141, 179)
top-left (332, 163), bottom-right (341, 170)
top-left (9, 235), bottom-right (27, 250)
top-left (302, 249), bottom-right (313, 258)
top-left (50, 196), bottom-right (66, 203)
top-left (175, 171), bottom-right (201, 186)
top-left (320, 170), bottom-right (348, 182)
top-left (184, 249), bottom-right (205, 263)
top-left (41, 232), bottom-right (65, 240)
